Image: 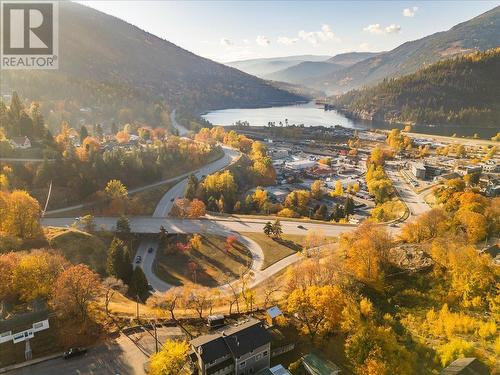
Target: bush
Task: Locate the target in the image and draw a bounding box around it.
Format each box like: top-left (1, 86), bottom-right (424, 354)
top-left (437, 339), bottom-right (475, 367)
top-left (277, 208), bottom-right (299, 218)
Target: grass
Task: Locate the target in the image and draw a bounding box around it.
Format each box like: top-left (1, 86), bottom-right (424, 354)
top-left (153, 234), bottom-right (252, 287)
top-left (241, 232), bottom-right (304, 269)
top-left (45, 227), bottom-right (138, 275)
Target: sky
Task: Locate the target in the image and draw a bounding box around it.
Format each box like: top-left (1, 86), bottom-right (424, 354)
top-left (80, 1), bottom-right (500, 62)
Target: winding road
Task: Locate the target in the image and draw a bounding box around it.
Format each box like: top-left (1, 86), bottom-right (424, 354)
top-left (42, 115), bottom-right (431, 293)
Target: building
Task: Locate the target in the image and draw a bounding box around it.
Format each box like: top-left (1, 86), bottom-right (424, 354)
top-left (301, 353), bottom-right (341, 375)
top-left (411, 162), bottom-right (427, 180)
top-left (441, 357), bottom-right (489, 375)
top-left (455, 165), bottom-right (482, 176)
top-left (482, 161), bottom-right (498, 173)
top-left (190, 318), bottom-right (271, 375)
top-left (8, 136), bottom-right (31, 149)
top-left (286, 160), bottom-right (316, 171)
top-left (256, 365), bottom-right (291, 375)
top-left (265, 306), bottom-right (283, 327)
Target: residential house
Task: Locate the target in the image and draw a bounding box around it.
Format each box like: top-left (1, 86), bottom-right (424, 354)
top-left (441, 357), bottom-right (489, 375)
top-left (190, 318), bottom-right (271, 375)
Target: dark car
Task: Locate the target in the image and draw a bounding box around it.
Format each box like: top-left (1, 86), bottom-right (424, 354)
top-left (170, 198), bottom-right (174, 202)
top-left (148, 247), bottom-right (154, 253)
top-left (63, 347), bottom-right (87, 359)
top-left (297, 225), bottom-right (306, 230)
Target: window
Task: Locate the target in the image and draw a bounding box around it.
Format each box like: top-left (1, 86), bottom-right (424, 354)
top-left (239, 361), bottom-right (246, 368)
top-left (255, 354), bottom-right (261, 361)
top-left (263, 351), bottom-right (268, 356)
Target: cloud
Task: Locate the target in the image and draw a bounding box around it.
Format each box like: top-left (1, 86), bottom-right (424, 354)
top-left (256, 35), bottom-right (271, 46)
top-left (363, 23), bottom-right (401, 35)
top-left (385, 24), bottom-right (401, 34)
top-left (363, 24), bottom-right (384, 35)
top-left (358, 42), bottom-right (371, 51)
top-left (298, 24), bottom-right (339, 45)
top-left (403, 6), bottom-right (418, 17)
top-left (220, 38), bottom-right (233, 47)
top-left (277, 36), bottom-right (298, 45)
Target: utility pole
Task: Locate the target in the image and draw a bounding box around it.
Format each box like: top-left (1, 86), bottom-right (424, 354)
top-left (154, 323), bottom-right (158, 353)
top-left (136, 295), bottom-right (139, 321)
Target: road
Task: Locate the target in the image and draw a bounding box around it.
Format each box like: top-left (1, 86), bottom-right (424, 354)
top-left (7, 327), bottom-right (184, 375)
top-left (170, 109), bottom-right (189, 136)
top-left (386, 165), bottom-right (430, 218)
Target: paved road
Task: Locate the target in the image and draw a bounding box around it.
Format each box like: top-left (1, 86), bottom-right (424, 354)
top-left (170, 109), bottom-right (189, 136)
top-left (386, 165), bottom-right (430, 218)
top-left (7, 327), bottom-right (184, 375)
top-left (153, 146), bottom-right (239, 217)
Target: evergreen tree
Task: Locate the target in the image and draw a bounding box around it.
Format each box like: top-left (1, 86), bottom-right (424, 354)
top-left (272, 219), bottom-right (283, 239)
top-left (344, 196), bottom-right (354, 218)
top-left (107, 237), bottom-right (133, 282)
top-left (263, 221), bottom-right (273, 236)
top-left (130, 267), bottom-right (149, 301)
top-left (185, 174), bottom-right (198, 200)
top-left (116, 215), bottom-right (131, 235)
top-left (80, 125), bottom-right (89, 143)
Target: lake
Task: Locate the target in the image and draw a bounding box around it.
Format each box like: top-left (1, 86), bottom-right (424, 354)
top-left (202, 102), bottom-right (498, 138)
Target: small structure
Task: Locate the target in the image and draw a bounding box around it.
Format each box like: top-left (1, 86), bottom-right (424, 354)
top-left (207, 314), bottom-right (225, 328)
top-left (441, 357), bottom-right (489, 375)
top-left (286, 160), bottom-right (317, 171)
top-left (256, 364), bottom-right (292, 375)
top-left (190, 318), bottom-right (271, 375)
top-left (411, 162), bottom-right (427, 180)
top-left (8, 136), bottom-right (31, 149)
top-left (302, 353), bottom-right (341, 375)
top-left (266, 306), bottom-right (283, 327)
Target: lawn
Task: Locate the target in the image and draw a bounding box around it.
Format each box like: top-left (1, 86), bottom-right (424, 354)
top-left (153, 234), bottom-right (252, 287)
top-left (241, 232), bottom-right (304, 269)
top-left (45, 227), bottom-right (138, 275)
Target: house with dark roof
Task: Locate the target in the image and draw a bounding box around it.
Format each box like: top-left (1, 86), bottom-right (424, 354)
top-left (190, 318), bottom-right (271, 375)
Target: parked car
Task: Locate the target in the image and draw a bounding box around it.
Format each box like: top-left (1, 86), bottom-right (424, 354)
top-left (148, 247), bottom-right (154, 253)
top-left (63, 347), bottom-right (87, 359)
top-left (135, 256), bottom-right (142, 264)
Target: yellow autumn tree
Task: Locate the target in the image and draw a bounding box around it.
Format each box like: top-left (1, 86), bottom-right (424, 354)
top-left (149, 340), bottom-right (189, 375)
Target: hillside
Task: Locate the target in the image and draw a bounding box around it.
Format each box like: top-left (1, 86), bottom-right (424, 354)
top-left (264, 61), bottom-right (344, 84)
top-left (2, 2), bottom-right (304, 130)
top-left (312, 6), bottom-right (500, 94)
top-left (331, 49), bottom-right (500, 127)
top-left (225, 55), bottom-right (331, 77)
top-left (327, 51), bottom-right (382, 66)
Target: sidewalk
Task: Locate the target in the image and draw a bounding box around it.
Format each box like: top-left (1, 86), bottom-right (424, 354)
top-left (0, 352), bottom-right (62, 374)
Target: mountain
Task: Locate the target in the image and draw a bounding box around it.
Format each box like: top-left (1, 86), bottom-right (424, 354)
top-left (264, 61), bottom-right (344, 84)
top-left (327, 52), bottom-right (382, 66)
top-left (225, 55), bottom-right (331, 77)
top-left (331, 49), bottom-right (500, 127)
top-left (312, 6), bottom-right (500, 94)
top-left (2, 2), bottom-right (304, 130)
top-left (264, 52), bottom-right (382, 85)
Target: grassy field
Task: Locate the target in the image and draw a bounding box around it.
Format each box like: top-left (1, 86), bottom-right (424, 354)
top-left (241, 232), bottom-right (304, 269)
top-left (45, 227), bottom-right (137, 275)
top-left (153, 234), bottom-right (252, 287)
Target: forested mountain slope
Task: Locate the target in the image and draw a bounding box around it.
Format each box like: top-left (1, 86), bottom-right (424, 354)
top-left (331, 49), bottom-right (500, 127)
top-left (312, 6), bottom-right (500, 94)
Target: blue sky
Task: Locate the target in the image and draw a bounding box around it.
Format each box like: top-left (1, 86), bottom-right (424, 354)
top-left (80, 1), bottom-right (500, 62)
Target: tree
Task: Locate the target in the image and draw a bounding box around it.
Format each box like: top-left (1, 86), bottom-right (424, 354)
top-left (313, 204), bottom-right (328, 220)
top-left (190, 234), bottom-right (202, 251)
top-left (80, 214), bottom-right (95, 232)
top-left (51, 264), bottom-right (102, 321)
top-left (79, 125), bottom-right (89, 144)
top-left (130, 267), bottom-right (149, 301)
top-left (102, 277), bottom-right (128, 315)
top-left (272, 219), bottom-right (283, 239)
top-left (148, 287), bottom-right (184, 321)
top-left (188, 199), bottom-right (206, 218)
top-left (159, 226), bottom-right (169, 245)
top-left (287, 285), bottom-right (345, 342)
top-left (302, 229), bottom-right (328, 256)
top-left (340, 222), bottom-right (392, 282)
top-left (225, 235), bottom-right (238, 252)
top-left (149, 340), bottom-right (189, 375)
top-left (0, 190), bottom-right (41, 239)
top-left (311, 180), bottom-right (324, 200)
top-left (332, 180), bottom-right (344, 197)
top-left (437, 339), bottom-right (475, 367)
top-left (106, 237), bottom-right (133, 283)
top-left (185, 286), bottom-right (210, 319)
top-left (116, 215), bottom-right (131, 235)
top-left (263, 221), bottom-right (273, 236)
top-left (344, 196), bottom-right (354, 217)
top-left (185, 174), bottom-right (198, 200)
